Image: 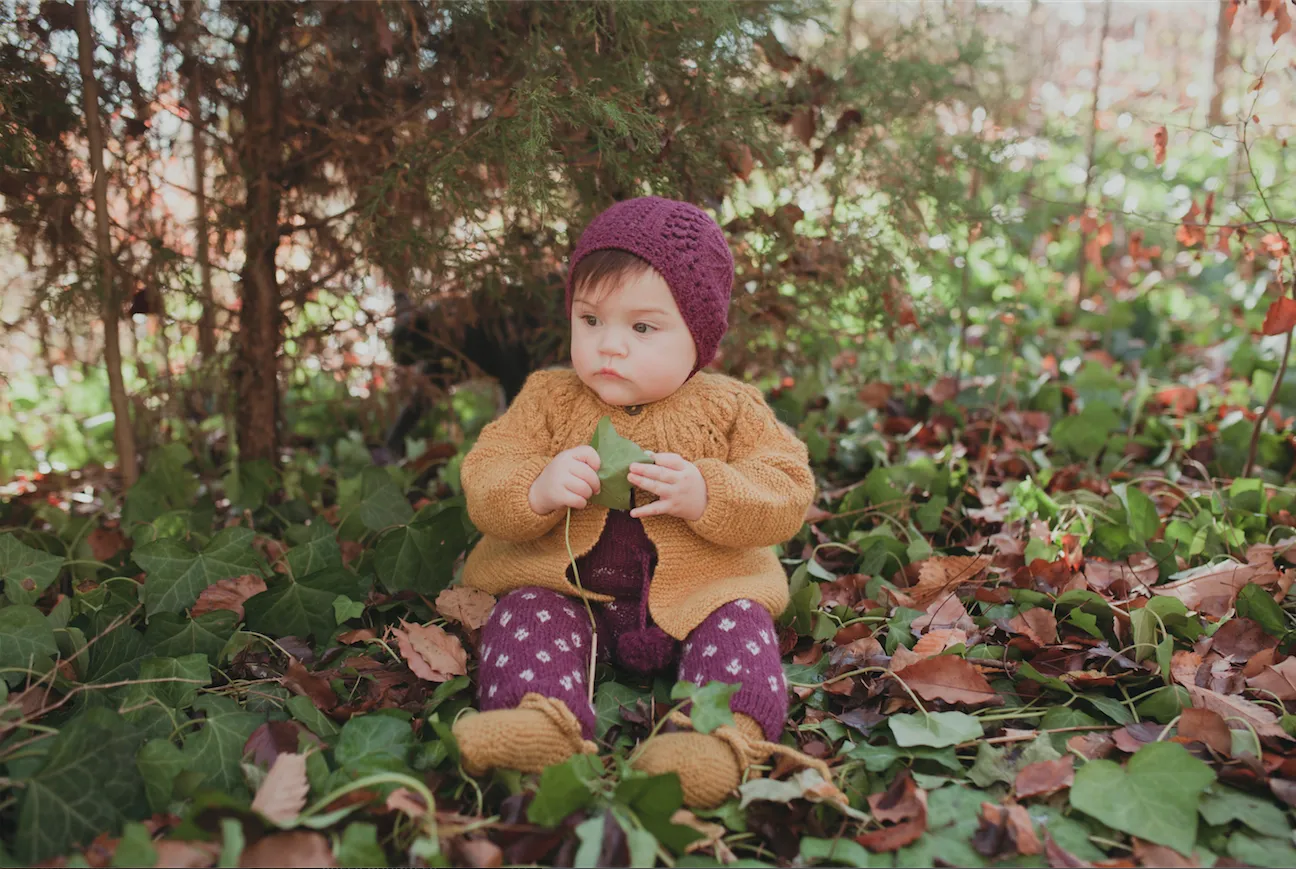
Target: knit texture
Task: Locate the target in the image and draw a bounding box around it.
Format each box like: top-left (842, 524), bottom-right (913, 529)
top-left (565, 196), bottom-right (734, 373)
top-left (460, 368), bottom-right (816, 640)
top-left (679, 600), bottom-right (788, 740)
top-left (452, 692), bottom-right (597, 776)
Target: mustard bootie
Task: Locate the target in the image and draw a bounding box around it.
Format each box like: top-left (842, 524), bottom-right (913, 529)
top-left (631, 712), bottom-right (835, 809)
top-left (453, 693), bottom-right (597, 776)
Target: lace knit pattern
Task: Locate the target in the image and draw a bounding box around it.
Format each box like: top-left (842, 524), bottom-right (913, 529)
top-left (459, 368), bottom-right (818, 640)
top-left (564, 196), bottom-right (734, 372)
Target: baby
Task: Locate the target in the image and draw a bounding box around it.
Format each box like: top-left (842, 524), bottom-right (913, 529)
top-left (451, 196), bottom-right (817, 808)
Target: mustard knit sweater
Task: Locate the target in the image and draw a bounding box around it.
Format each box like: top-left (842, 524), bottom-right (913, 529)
top-left (459, 368), bottom-right (816, 639)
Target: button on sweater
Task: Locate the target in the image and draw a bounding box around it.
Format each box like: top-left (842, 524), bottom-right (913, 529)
top-left (459, 368), bottom-right (817, 640)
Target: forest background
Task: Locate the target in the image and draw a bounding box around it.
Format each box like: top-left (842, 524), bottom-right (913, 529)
top-left (3, 0), bottom-right (1296, 867)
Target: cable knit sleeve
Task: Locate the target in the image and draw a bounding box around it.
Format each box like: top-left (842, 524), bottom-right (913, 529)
top-left (460, 371), bottom-right (567, 542)
top-left (686, 384), bottom-right (816, 548)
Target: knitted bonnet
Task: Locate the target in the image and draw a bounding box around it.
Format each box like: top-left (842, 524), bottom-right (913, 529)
top-left (564, 196), bottom-right (735, 372)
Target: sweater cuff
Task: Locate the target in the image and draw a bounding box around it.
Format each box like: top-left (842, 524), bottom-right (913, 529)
top-left (685, 458), bottom-right (738, 545)
top-left (480, 455), bottom-right (566, 541)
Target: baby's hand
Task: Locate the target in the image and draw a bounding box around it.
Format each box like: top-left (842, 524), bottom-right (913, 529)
top-left (529, 446), bottom-right (601, 514)
top-left (628, 453), bottom-right (707, 522)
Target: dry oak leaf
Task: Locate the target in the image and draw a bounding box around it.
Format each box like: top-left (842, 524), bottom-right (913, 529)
top-left (910, 555), bottom-right (992, 608)
top-left (386, 786), bottom-right (428, 818)
top-left (889, 644), bottom-right (924, 673)
top-left (191, 574), bottom-right (267, 620)
top-left (912, 629), bottom-right (968, 658)
top-left (1133, 839), bottom-right (1203, 868)
top-left (1178, 708), bottom-right (1233, 756)
top-left (392, 619), bottom-right (468, 682)
top-left (251, 752), bottom-right (309, 826)
top-left (435, 586), bottom-right (496, 631)
top-left (1151, 559), bottom-right (1282, 617)
top-left (282, 658), bottom-right (337, 711)
top-left (238, 831), bottom-right (336, 868)
top-left (892, 655), bottom-right (1002, 707)
top-left (1246, 656), bottom-right (1296, 701)
top-left (1262, 296), bottom-right (1296, 337)
top-left (1014, 756), bottom-right (1075, 799)
top-left (1007, 608), bottom-right (1058, 646)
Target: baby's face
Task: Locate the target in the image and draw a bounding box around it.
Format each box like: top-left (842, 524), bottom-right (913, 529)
top-left (570, 269), bottom-right (697, 407)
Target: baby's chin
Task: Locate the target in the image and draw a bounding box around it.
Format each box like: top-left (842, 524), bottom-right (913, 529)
top-left (578, 372), bottom-right (650, 406)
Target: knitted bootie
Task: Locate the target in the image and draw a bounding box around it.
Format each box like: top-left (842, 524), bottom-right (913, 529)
top-left (453, 693), bottom-right (598, 776)
top-left (631, 712), bottom-right (837, 809)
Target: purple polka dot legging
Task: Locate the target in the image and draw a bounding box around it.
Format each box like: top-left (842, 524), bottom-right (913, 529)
top-left (476, 588), bottom-right (789, 742)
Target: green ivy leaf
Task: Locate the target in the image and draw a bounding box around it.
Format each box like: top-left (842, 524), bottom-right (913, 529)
top-left (0, 604), bottom-right (59, 683)
top-left (334, 714), bottom-right (415, 772)
top-left (335, 822), bottom-right (388, 868)
top-left (373, 509), bottom-right (466, 596)
top-left (122, 654), bottom-right (210, 714)
top-left (1227, 832), bottom-right (1296, 869)
top-left (134, 527), bottom-right (264, 615)
top-left (181, 696), bottom-right (265, 796)
top-left (888, 712), bottom-right (984, 748)
top-left (111, 822), bottom-right (158, 868)
top-left (1199, 785), bottom-right (1292, 839)
top-left (670, 680), bottom-right (738, 734)
top-left (1237, 585), bottom-right (1288, 637)
top-left (0, 532), bottom-right (64, 605)
top-left (1070, 741), bottom-right (1215, 856)
top-left (526, 754), bottom-right (599, 827)
top-left (594, 681), bottom-right (648, 740)
top-left (354, 467), bottom-right (414, 532)
top-left (1115, 484), bottom-right (1159, 545)
top-left (144, 611), bottom-right (237, 665)
top-left (136, 738), bottom-right (187, 813)
top-left (588, 416), bottom-right (654, 511)
top-left (285, 522), bottom-right (342, 578)
top-left (243, 567), bottom-right (362, 642)
top-left (14, 707), bottom-right (146, 864)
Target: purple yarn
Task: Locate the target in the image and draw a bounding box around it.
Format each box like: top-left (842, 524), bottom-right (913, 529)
top-left (564, 196), bottom-right (734, 373)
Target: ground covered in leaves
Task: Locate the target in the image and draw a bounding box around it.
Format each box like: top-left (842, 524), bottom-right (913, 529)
top-left (4, 361), bottom-right (1296, 868)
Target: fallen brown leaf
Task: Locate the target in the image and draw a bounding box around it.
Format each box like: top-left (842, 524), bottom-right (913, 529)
top-left (86, 525), bottom-right (129, 562)
top-left (1132, 838), bottom-right (1201, 868)
top-left (450, 838), bottom-right (504, 868)
top-left (151, 839), bottom-right (221, 868)
top-left (857, 771), bottom-right (928, 852)
top-left (1067, 731), bottom-right (1115, 760)
top-left (435, 586), bottom-right (496, 631)
top-left (391, 620), bottom-right (468, 682)
top-left (979, 803), bottom-right (1042, 856)
top-left (1246, 656), bottom-right (1296, 701)
top-left (893, 655), bottom-right (1002, 707)
top-left (1007, 608), bottom-right (1058, 645)
top-left (1183, 685), bottom-right (1289, 740)
top-left (1178, 708), bottom-right (1232, 756)
top-left (282, 659), bottom-right (337, 711)
top-left (386, 787), bottom-right (428, 818)
top-left (912, 629), bottom-right (968, 658)
top-left (238, 831), bottom-right (336, 868)
top-left (909, 555), bottom-right (992, 608)
top-left (191, 574), bottom-right (267, 620)
top-left (1084, 554), bottom-right (1157, 594)
top-left (1151, 560), bottom-right (1282, 617)
top-left (251, 753), bottom-right (309, 826)
top-left (336, 628), bottom-right (377, 645)
top-left (911, 595), bottom-right (977, 635)
top-left (1014, 756), bottom-right (1074, 798)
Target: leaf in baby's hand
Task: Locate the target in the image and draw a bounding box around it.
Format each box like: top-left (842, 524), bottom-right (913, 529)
top-left (588, 416), bottom-right (654, 511)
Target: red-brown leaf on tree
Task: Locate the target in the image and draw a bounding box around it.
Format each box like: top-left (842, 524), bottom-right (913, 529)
top-left (1224, 0), bottom-right (1240, 28)
top-left (721, 141), bottom-right (754, 181)
top-left (1178, 707), bottom-right (1233, 756)
top-left (390, 620), bottom-right (468, 682)
top-left (1262, 232), bottom-right (1292, 257)
top-left (1006, 608), bottom-right (1058, 646)
top-left (191, 574), bottom-right (267, 620)
top-left (282, 658), bottom-right (338, 711)
top-left (238, 831), bottom-right (336, 868)
top-left (1266, 0), bottom-right (1292, 43)
top-left (856, 771), bottom-right (928, 852)
top-left (1153, 125), bottom-right (1168, 165)
top-left (435, 586), bottom-right (496, 631)
top-left (892, 655), bottom-right (1002, 707)
top-left (1014, 756), bottom-right (1075, 798)
top-left (790, 106), bottom-right (816, 146)
top-left (1262, 296), bottom-right (1296, 336)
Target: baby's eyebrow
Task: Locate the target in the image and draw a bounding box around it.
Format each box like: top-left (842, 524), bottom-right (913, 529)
top-left (627, 307), bottom-right (667, 316)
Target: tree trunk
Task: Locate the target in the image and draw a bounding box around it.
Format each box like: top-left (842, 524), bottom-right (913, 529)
top-left (232, 1), bottom-right (287, 464)
top-left (184, 1), bottom-right (217, 363)
top-left (75, 0), bottom-right (138, 487)
top-left (1075, 0), bottom-right (1113, 296)
top-left (1208, 0), bottom-right (1232, 127)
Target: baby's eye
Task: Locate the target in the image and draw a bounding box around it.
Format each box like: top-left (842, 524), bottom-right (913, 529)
top-left (633, 323), bottom-right (653, 334)
top-left (582, 315), bottom-right (598, 326)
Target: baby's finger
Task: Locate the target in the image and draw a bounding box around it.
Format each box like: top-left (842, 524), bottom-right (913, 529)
top-left (565, 478), bottom-right (594, 500)
top-left (572, 463), bottom-right (601, 493)
top-left (630, 500), bottom-right (669, 519)
top-left (558, 490), bottom-right (588, 510)
top-left (570, 445), bottom-right (602, 471)
top-left (628, 472), bottom-right (668, 495)
top-left (629, 462), bottom-right (676, 482)
top-left (651, 452), bottom-right (687, 470)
